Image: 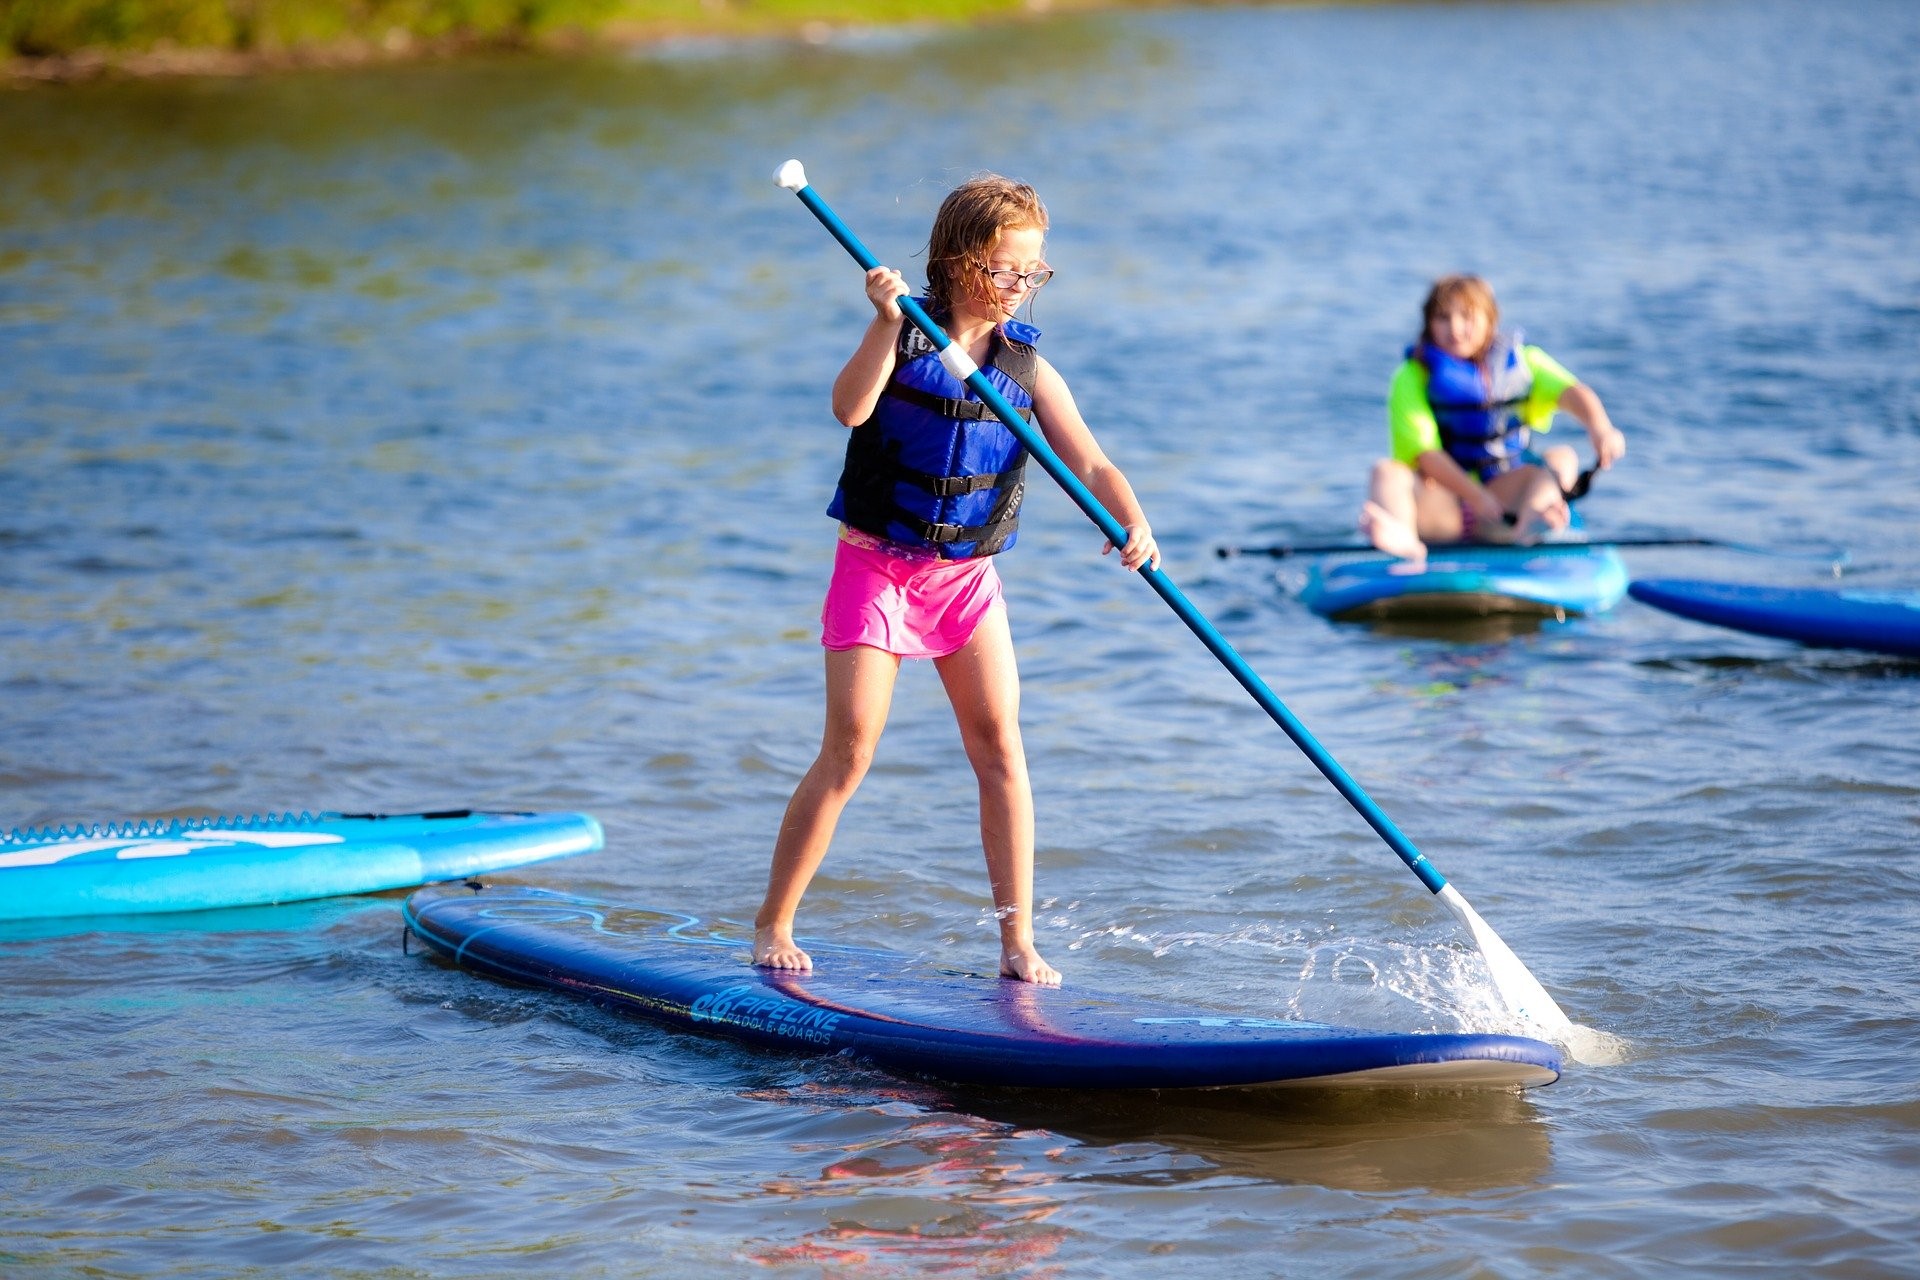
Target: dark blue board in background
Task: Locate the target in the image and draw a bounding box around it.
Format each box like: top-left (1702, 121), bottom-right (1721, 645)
top-left (1628, 579), bottom-right (1920, 658)
top-left (403, 884), bottom-right (1563, 1091)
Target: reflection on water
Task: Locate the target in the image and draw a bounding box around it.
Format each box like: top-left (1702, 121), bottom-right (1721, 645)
top-left (952, 1083), bottom-right (1552, 1194)
top-left (728, 1073), bottom-right (1548, 1274)
top-left (1332, 612), bottom-right (1561, 645)
top-left (746, 1093), bottom-right (1073, 1273)
top-left (1638, 653), bottom-right (1920, 680)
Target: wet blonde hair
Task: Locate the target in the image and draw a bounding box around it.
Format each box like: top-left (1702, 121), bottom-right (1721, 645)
top-left (924, 174), bottom-right (1049, 316)
top-left (1419, 274), bottom-right (1501, 361)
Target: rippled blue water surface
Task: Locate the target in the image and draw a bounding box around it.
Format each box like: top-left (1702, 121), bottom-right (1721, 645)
top-left (4, 0), bottom-right (1919, 1274)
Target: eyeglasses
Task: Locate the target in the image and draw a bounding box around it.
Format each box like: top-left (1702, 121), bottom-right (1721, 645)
top-left (979, 265), bottom-right (1054, 290)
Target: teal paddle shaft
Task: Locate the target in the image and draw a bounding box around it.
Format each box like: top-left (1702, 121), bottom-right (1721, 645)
top-left (775, 161), bottom-right (1446, 895)
top-left (774, 160), bottom-right (1575, 1034)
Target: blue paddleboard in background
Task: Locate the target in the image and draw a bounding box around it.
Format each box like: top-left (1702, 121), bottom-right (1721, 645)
top-left (0, 810), bottom-right (603, 920)
top-left (403, 884), bottom-right (1564, 1091)
top-left (1300, 542), bottom-right (1628, 621)
top-left (1628, 579), bottom-right (1920, 657)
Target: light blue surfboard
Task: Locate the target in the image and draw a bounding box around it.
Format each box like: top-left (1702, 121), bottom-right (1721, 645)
top-left (0, 809), bottom-right (603, 920)
top-left (1301, 542), bottom-right (1628, 621)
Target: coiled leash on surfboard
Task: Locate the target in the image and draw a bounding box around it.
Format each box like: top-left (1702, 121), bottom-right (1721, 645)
top-left (3, 810), bottom-right (333, 847)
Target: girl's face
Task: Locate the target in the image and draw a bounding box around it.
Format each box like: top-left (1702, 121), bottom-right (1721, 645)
top-left (1428, 301), bottom-right (1493, 360)
top-left (962, 225), bottom-right (1048, 323)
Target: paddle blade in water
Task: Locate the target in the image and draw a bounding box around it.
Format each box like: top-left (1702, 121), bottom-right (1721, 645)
top-left (1437, 885), bottom-right (1573, 1040)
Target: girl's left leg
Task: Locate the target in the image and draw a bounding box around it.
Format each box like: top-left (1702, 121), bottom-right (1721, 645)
top-left (1486, 464), bottom-right (1570, 534)
top-left (1538, 443), bottom-right (1580, 494)
top-left (755, 644), bottom-right (902, 971)
top-left (933, 603), bottom-right (1060, 986)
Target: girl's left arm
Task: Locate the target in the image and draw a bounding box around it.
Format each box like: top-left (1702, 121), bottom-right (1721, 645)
top-left (1029, 357), bottom-right (1160, 572)
top-left (1556, 382), bottom-right (1627, 469)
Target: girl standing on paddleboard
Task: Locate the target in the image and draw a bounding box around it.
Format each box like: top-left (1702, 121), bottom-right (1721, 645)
top-left (1360, 275), bottom-right (1627, 562)
top-left (754, 174), bottom-right (1159, 987)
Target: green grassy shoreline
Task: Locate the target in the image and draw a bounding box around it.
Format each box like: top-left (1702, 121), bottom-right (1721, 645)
top-left (1, 0), bottom-right (1098, 80)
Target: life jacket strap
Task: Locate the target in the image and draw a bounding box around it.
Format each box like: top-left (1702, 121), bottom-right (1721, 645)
top-left (1433, 396), bottom-right (1530, 443)
top-left (897, 507), bottom-right (1021, 546)
top-left (1431, 394), bottom-right (1530, 412)
top-left (913, 466), bottom-right (1012, 498)
top-left (881, 381), bottom-right (1036, 425)
top-left (898, 456), bottom-right (1027, 553)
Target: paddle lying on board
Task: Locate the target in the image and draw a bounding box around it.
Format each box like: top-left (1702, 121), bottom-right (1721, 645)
top-left (1218, 535), bottom-right (1851, 563)
top-left (773, 159), bottom-right (1573, 1040)
top-left (1224, 458), bottom-right (1589, 553)
top-left (1223, 457), bottom-right (1839, 569)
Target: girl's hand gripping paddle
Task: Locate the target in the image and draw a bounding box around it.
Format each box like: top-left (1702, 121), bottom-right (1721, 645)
top-left (773, 159), bottom-right (1577, 1045)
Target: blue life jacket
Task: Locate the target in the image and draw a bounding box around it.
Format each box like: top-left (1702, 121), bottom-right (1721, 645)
top-left (1414, 330), bottom-right (1534, 481)
top-left (827, 306), bottom-right (1039, 559)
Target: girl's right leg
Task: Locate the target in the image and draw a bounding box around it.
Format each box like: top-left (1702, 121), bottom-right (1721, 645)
top-left (754, 643), bottom-right (900, 971)
top-left (1412, 474), bottom-right (1468, 545)
top-left (1538, 443), bottom-right (1580, 494)
top-left (1359, 458), bottom-right (1430, 561)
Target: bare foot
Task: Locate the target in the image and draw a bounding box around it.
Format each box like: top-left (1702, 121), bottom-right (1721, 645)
top-left (1505, 497), bottom-right (1567, 543)
top-left (1359, 501), bottom-right (1426, 562)
top-left (754, 923), bottom-right (813, 972)
top-left (1000, 944), bottom-right (1062, 987)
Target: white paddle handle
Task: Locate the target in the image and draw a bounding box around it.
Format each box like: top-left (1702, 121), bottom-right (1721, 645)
top-left (773, 159), bottom-right (808, 192)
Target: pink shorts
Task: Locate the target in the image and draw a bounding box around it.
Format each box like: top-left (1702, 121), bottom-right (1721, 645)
top-left (821, 529), bottom-right (1004, 658)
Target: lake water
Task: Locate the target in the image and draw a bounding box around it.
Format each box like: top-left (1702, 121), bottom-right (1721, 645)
top-left (4, 0), bottom-right (1918, 1273)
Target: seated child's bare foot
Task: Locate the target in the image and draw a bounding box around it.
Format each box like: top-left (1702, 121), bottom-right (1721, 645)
top-left (1000, 944), bottom-right (1061, 987)
top-left (1503, 497), bottom-right (1567, 543)
top-left (1359, 501), bottom-right (1426, 563)
top-left (754, 924), bottom-right (812, 972)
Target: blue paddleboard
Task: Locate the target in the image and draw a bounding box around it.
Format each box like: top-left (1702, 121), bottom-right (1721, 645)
top-left (1300, 542), bottom-right (1628, 620)
top-left (0, 810), bottom-right (603, 921)
top-left (1628, 579), bottom-right (1920, 658)
top-left (403, 884), bottom-right (1563, 1091)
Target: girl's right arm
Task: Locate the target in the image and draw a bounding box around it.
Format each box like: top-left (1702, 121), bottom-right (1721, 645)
top-left (1390, 365), bottom-right (1504, 524)
top-left (831, 267), bottom-right (910, 427)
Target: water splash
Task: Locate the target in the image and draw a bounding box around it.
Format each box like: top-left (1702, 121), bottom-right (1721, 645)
top-left (1065, 916), bottom-right (1630, 1064)
top-left (1558, 1023), bottom-right (1631, 1066)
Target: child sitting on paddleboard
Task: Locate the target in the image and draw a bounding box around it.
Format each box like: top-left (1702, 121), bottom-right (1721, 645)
top-left (1359, 274), bottom-right (1627, 562)
top-left (753, 174), bottom-right (1159, 987)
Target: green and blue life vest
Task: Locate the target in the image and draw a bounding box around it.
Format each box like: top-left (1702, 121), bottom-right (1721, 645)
top-left (1414, 330), bottom-right (1535, 481)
